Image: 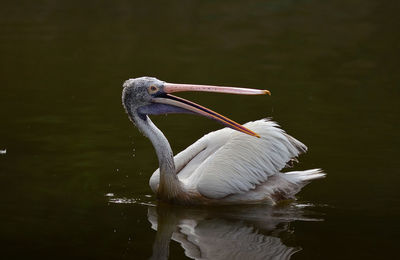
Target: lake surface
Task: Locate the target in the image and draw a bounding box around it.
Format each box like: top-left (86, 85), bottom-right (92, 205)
top-left (1, 0), bottom-right (399, 259)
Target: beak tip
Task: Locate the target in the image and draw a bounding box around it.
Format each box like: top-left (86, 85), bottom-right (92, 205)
top-left (264, 90), bottom-right (271, 96)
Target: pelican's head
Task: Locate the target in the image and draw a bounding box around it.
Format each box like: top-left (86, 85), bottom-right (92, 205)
top-left (122, 76), bottom-right (270, 137)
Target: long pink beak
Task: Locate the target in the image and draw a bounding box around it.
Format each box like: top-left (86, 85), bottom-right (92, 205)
top-left (164, 83), bottom-right (271, 96)
top-left (154, 82), bottom-right (270, 138)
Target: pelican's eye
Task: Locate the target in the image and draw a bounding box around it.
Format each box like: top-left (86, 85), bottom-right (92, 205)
top-left (148, 85), bottom-right (159, 94)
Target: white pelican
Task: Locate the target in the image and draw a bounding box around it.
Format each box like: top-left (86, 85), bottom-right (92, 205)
top-left (122, 77), bottom-right (325, 205)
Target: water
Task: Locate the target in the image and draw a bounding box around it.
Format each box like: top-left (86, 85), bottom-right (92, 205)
top-left (1, 0), bottom-right (399, 259)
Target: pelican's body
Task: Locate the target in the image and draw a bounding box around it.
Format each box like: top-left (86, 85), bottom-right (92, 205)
top-left (149, 119), bottom-right (324, 205)
top-left (122, 77), bottom-right (325, 205)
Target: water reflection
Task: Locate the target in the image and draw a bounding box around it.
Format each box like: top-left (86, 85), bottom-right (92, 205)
top-left (148, 203), bottom-right (321, 260)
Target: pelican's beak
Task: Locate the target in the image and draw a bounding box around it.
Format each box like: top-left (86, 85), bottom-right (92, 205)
top-left (164, 83), bottom-right (271, 96)
top-left (152, 83), bottom-right (270, 138)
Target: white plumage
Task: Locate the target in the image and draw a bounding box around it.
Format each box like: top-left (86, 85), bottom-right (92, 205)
top-left (122, 77), bottom-right (325, 205)
top-left (150, 119), bottom-right (325, 205)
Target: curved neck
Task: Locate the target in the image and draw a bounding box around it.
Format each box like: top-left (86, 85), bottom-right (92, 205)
top-left (131, 111), bottom-right (184, 200)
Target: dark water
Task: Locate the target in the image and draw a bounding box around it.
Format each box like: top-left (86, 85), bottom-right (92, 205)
top-left (1, 0), bottom-right (399, 259)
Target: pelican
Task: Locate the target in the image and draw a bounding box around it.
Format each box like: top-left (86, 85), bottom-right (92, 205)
top-left (122, 77), bottom-right (325, 205)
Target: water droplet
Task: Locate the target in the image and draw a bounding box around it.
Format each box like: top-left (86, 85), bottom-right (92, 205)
top-left (109, 197), bottom-right (137, 204)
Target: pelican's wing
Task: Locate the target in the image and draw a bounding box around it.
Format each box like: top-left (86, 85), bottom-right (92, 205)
top-left (190, 119), bottom-right (307, 199)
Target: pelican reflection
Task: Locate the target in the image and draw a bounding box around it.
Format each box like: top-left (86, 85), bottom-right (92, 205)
top-left (148, 203), bottom-right (321, 260)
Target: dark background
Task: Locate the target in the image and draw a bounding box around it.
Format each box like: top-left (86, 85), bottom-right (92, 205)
top-left (0, 0), bottom-right (399, 259)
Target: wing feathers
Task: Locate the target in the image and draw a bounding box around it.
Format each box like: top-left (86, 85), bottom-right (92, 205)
top-left (196, 119), bottom-right (307, 199)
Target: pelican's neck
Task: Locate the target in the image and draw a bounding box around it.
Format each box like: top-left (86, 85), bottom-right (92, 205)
top-left (132, 112), bottom-right (184, 201)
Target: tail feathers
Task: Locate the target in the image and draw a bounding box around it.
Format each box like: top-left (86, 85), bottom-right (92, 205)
top-left (285, 169), bottom-right (326, 183)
